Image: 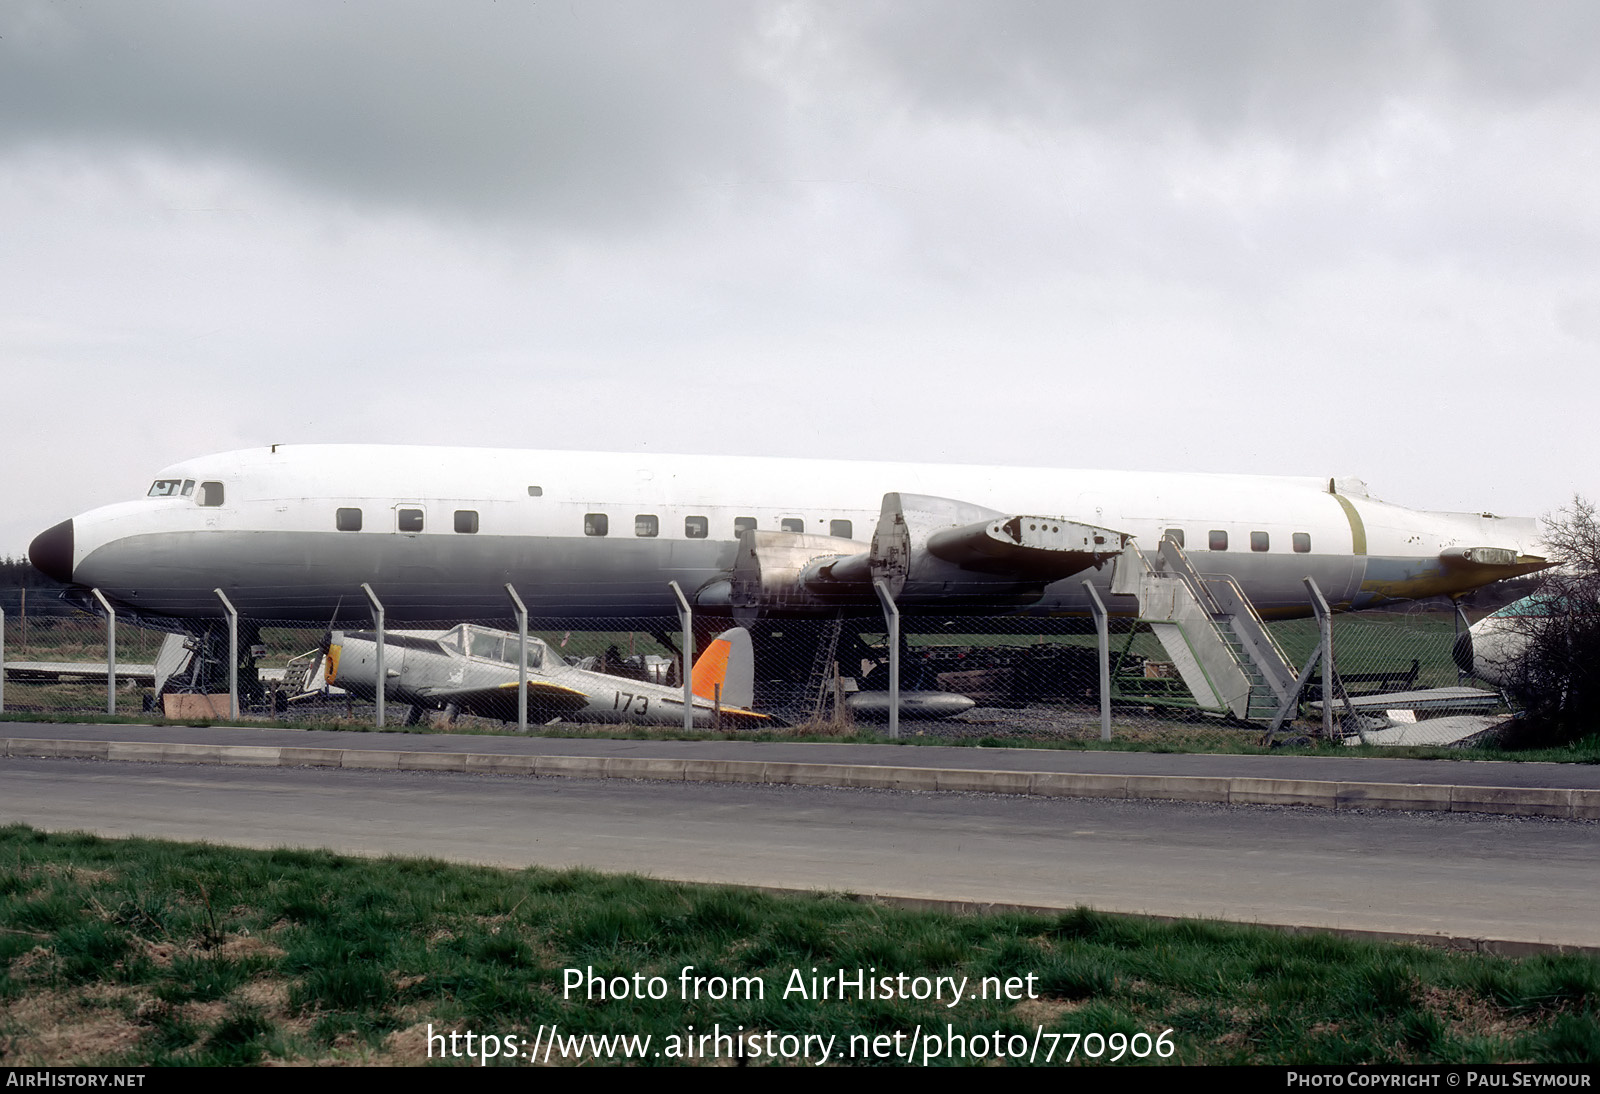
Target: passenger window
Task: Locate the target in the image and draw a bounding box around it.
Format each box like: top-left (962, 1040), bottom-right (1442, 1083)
top-left (781, 518), bottom-right (805, 533)
top-left (454, 510), bottom-right (479, 534)
top-left (198, 482), bottom-right (224, 507)
top-left (584, 513), bottom-right (609, 537)
top-left (527, 486), bottom-right (543, 497)
top-left (1208, 530), bottom-right (1228, 551)
top-left (1164, 528), bottom-right (1184, 548)
top-left (336, 508), bottom-right (363, 532)
top-left (635, 514), bottom-right (659, 538)
top-left (1293, 532), bottom-right (1311, 553)
top-left (685, 516), bottom-right (709, 539)
top-left (398, 508), bottom-right (424, 533)
top-left (830, 519), bottom-right (853, 539)
top-left (1251, 531), bottom-right (1269, 552)
top-left (734, 517), bottom-right (757, 536)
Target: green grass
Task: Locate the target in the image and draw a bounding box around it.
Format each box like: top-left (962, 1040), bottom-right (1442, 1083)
top-left (0, 826), bottom-right (1595, 1066)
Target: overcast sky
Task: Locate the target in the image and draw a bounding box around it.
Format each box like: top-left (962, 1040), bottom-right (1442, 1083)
top-left (4, 1), bottom-right (1599, 557)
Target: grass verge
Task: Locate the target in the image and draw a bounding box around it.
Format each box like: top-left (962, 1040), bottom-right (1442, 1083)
top-left (6, 709), bottom-right (1600, 765)
top-left (0, 825), bottom-right (1595, 1066)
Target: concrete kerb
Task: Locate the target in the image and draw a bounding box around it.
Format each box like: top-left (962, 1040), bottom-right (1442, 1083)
top-left (1570, 788), bottom-right (1600, 821)
top-left (534, 754), bottom-right (609, 780)
top-left (209, 745), bottom-right (283, 767)
top-left (1229, 777), bottom-right (1341, 809)
top-left (1125, 775), bottom-right (1231, 804)
top-left (1337, 782), bottom-right (1453, 813)
top-left (6, 738), bottom-right (110, 761)
top-left (4, 737), bottom-right (1593, 819)
top-left (1030, 772), bottom-right (1128, 799)
top-left (278, 747), bottom-right (343, 768)
top-left (603, 756), bottom-right (687, 782)
top-left (338, 749), bottom-right (402, 771)
top-left (107, 742), bottom-right (224, 765)
top-left (398, 751), bottom-right (472, 774)
top-left (681, 758), bottom-right (763, 785)
top-left (936, 768), bottom-right (1030, 795)
top-left (464, 752), bottom-right (536, 775)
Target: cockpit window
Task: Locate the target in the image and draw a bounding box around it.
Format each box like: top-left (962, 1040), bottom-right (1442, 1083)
top-left (148, 479), bottom-right (184, 497)
top-left (470, 629), bottom-right (504, 661)
top-left (464, 627), bottom-right (544, 669)
top-left (199, 482), bottom-right (224, 507)
top-left (181, 480), bottom-right (194, 497)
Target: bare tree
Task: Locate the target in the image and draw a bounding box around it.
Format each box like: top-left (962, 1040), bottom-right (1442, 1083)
top-left (1504, 496), bottom-right (1600, 744)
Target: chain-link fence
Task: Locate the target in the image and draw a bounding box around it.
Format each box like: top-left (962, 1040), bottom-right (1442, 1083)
top-left (0, 595), bottom-right (1511, 749)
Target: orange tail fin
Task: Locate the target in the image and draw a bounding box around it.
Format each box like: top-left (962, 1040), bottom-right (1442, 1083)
top-left (689, 627), bottom-right (755, 708)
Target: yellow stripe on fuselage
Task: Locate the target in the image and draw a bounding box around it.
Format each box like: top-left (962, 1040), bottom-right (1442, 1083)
top-left (1330, 492), bottom-right (1367, 556)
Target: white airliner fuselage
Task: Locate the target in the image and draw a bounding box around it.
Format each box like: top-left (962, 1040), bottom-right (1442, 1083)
top-left (29, 445), bottom-right (1548, 627)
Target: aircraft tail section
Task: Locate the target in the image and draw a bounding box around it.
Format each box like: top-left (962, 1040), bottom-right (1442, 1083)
top-left (691, 627), bottom-right (755, 709)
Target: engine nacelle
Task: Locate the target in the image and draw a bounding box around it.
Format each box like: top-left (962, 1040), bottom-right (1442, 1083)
top-left (729, 530), bottom-right (871, 618)
top-left (711, 493), bottom-right (1128, 620)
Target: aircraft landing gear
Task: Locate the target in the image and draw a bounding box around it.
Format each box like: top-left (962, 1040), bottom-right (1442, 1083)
top-left (156, 620), bottom-right (266, 712)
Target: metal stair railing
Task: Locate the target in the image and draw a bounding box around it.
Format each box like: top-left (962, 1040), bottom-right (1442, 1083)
top-left (1115, 536), bottom-right (1301, 723)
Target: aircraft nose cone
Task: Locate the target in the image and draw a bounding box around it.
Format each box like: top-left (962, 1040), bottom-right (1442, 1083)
top-left (29, 519), bottom-right (74, 583)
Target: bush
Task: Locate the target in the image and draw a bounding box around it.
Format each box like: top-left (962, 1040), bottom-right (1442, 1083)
top-left (1502, 497), bottom-right (1600, 744)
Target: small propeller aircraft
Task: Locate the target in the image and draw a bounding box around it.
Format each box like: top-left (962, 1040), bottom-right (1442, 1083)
top-left (325, 622), bottom-right (774, 728)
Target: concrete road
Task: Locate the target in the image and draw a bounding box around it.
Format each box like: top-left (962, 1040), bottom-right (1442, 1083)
top-left (2, 756), bottom-right (1594, 949)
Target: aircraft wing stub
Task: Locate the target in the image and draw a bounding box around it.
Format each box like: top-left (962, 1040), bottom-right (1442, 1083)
top-left (411, 679), bottom-right (593, 721)
top-left (867, 492), bottom-right (1131, 602)
top-left (659, 696), bottom-right (775, 725)
top-left (923, 514), bottom-right (1128, 578)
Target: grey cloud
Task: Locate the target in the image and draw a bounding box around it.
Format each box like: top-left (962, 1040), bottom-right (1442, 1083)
top-left (7, 0), bottom-right (1598, 226)
top-left (821, 1), bottom-right (1600, 138)
top-left (0, 1), bottom-right (783, 224)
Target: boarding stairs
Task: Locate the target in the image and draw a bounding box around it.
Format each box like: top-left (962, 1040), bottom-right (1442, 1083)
top-left (1111, 537), bottom-right (1299, 723)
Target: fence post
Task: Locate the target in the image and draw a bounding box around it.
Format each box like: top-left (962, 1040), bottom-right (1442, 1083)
top-left (873, 579), bottom-right (900, 740)
top-left (1, 607), bottom-right (6, 715)
top-left (215, 590), bottom-right (239, 721)
top-left (1453, 600), bottom-right (1471, 684)
top-left (1083, 581), bottom-right (1112, 741)
top-left (361, 583), bottom-right (385, 729)
top-left (668, 581), bottom-right (694, 732)
top-left (506, 584), bottom-right (528, 733)
top-left (91, 589), bottom-right (116, 715)
top-left (1302, 577), bottom-right (1367, 744)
